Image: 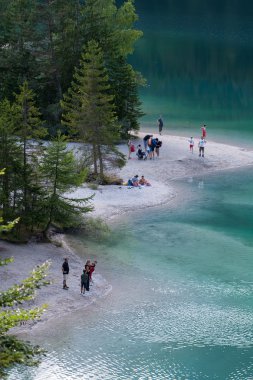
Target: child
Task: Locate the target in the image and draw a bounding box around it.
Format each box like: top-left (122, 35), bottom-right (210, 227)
top-left (188, 137), bottom-right (194, 153)
top-left (198, 137), bottom-right (206, 157)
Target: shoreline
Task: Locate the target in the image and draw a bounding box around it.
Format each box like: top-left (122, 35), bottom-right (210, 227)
top-left (1, 132), bottom-right (253, 335)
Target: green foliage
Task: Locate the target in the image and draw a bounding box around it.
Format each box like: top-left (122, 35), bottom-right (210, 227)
top-left (0, 335), bottom-right (45, 379)
top-left (0, 0), bottom-right (144, 135)
top-left (0, 217), bottom-right (50, 377)
top-left (62, 40), bottom-right (126, 177)
top-left (40, 133), bottom-right (93, 231)
top-left (82, 217), bottom-right (110, 240)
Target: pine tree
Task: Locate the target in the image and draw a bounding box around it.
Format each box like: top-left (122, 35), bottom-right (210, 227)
top-left (0, 176), bottom-right (49, 378)
top-left (14, 81), bottom-right (47, 226)
top-left (0, 100), bottom-right (23, 222)
top-left (108, 59), bottom-right (145, 137)
top-left (82, 0), bottom-right (144, 136)
top-left (40, 133), bottom-right (93, 233)
top-left (61, 40), bottom-right (125, 178)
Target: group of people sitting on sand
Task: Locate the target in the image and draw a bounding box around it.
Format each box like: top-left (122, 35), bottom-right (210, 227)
top-left (128, 135), bottom-right (162, 160)
top-left (126, 174), bottom-right (151, 187)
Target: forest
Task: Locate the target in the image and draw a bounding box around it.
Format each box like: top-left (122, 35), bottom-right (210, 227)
top-left (0, 0), bottom-right (144, 239)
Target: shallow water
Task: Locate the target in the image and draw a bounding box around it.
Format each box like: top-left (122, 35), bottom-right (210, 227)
top-left (8, 167), bottom-right (253, 379)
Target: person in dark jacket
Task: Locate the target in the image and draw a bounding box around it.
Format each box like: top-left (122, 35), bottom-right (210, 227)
top-left (62, 258), bottom-right (69, 289)
top-left (80, 265), bottom-right (90, 295)
top-left (143, 134), bottom-right (153, 152)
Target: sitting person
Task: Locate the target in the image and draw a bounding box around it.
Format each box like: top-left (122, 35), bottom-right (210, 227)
top-left (136, 145), bottom-right (146, 160)
top-left (139, 175), bottom-right (151, 186)
top-left (131, 175), bottom-right (139, 187)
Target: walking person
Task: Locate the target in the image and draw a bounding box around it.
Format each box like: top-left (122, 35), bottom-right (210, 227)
top-left (62, 258), bottom-right (69, 289)
top-left (198, 137), bottom-right (206, 157)
top-left (157, 116), bottom-right (164, 135)
top-left (188, 137), bottom-right (194, 153)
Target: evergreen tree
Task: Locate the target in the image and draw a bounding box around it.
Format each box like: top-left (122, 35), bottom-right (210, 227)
top-left (82, 0), bottom-right (144, 136)
top-left (14, 81), bottom-right (47, 226)
top-left (40, 133), bottom-right (93, 232)
top-left (0, 99), bottom-right (23, 222)
top-left (61, 40), bottom-right (125, 178)
top-left (0, 179), bottom-right (50, 378)
top-left (108, 59), bottom-right (145, 136)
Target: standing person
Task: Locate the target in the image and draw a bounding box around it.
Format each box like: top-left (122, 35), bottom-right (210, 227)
top-left (155, 140), bottom-right (162, 157)
top-left (62, 258), bottom-right (69, 289)
top-left (198, 137), bottom-right (206, 157)
top-left (89, 260), bottom-right (97, 283)
top-left (148, 137), bottom-right (157, 159)
top-left (157, 116), bottom-right (164, 135)
top-left (80, 265), bottom-right (90, 296)
top-left (201, 125), bottom-right (207, 138)
top-left (143, 134), bottom-right (153, 152)
top-left (127, 139), bottom-right (135, 159)
top-left (188, 137), bottom-right (194, 153)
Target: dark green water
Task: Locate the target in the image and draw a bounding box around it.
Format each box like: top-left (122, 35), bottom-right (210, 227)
top-left (131, 1), bottom-right (253, 139)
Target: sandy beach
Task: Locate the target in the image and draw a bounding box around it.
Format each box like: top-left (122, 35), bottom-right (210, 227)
top-left (1, 131), bottom-right (253, 334)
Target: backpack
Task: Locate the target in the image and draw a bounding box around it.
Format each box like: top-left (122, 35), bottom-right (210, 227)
top-left (130, 144), bottom-right (135, 152)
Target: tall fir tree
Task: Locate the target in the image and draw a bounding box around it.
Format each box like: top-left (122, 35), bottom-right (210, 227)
top-left (61, 40), bottom-right (125, 178)
top-left (0, 99), bottom-right (23, 222)
top-left (40, 133), bottom-right (93, 233)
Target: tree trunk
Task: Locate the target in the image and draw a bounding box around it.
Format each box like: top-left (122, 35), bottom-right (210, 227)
top-left (97, 144), bottom-right (104, 178)
top-left (92, 143), bottom-right (98, 175)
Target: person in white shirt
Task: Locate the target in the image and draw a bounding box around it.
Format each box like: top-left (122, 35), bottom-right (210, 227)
top-left (188, 137), bottom-right (194, 153)
top-left (198, 137), bottom-right (206, 157)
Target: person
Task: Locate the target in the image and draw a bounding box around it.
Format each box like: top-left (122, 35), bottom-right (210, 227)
top-left (137, 145), bottom-right (146, 160)
top-left (143, 134), bottom-right (153, 152)
top-left (62, 258), bottom-right (69, 289)
top-left (89, 260), bottom-right (97, 283)
top-left (131, 175), bottom-right (139, 187)
top-left (148, 138), bottom-right (157, 159)
top-left (157, 116), bottom-right (163, 135)
top-left (198, 137), bottom-right (206, 157)
top-left (139, 175), bottom-right (151, 186)
top-left (155, 140), bottom-right (162, 157)
top-left (188, 137), bottom-right (194, 153)
top-left (127, 139), bottom-right (135, 159)
top-left (201, 125), bottom-right (207, 138)
top-left (80, 265), bottom-right (90, 296)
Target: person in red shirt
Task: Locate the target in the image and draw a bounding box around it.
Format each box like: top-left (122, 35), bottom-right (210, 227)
top-left (201, 125), bottom-right (207, 138)
top-left (89, 260), bottom-right (97, 283)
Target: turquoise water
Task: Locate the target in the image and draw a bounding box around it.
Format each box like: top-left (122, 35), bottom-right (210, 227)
top-left (8, 167), bottom-right (253, 379)
top-left (130, 1), bottom-right (253, 138)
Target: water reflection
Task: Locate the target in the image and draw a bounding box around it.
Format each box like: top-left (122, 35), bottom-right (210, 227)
top-left (131, 1), bottom-right (253, 132)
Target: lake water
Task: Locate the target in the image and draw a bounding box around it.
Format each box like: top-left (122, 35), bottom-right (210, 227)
top-left (8, 166), bottom-right (253, 380)
top-left (6, 2), bottom-right (253, 379)
top-left (130, 0), bottom-right (253, 141)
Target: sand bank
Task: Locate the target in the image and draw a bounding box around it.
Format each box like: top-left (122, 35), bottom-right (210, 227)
top-left (69, 132), bottom-right (253, 220)
top-left (1, 132), bottom-right (253, 333)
